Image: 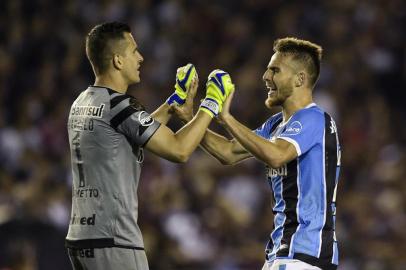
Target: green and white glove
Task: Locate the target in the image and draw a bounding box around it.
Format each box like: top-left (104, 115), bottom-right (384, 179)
top-left (199, 69), bottom-right (235, 118)
top-left (167, 63), bottom-right (197, 105)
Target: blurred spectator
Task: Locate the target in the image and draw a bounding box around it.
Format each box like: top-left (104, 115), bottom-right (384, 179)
top-left (0, 0), bottom-right (405, 269)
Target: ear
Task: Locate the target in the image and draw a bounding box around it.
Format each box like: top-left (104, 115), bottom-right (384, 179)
top-left (295, 72), bottom-right (305, 87)
top-left (112, 54), bottom-right (123, 70)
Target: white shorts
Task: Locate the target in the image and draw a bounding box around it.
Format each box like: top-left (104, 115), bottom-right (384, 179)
top-left (262, 259), bottom-right (322, 270)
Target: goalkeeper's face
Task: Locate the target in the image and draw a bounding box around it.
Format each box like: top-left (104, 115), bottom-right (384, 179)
top-left (263, 53), bottom-right (296, 109)
top-left (120, 33), bottom-right (144, 84)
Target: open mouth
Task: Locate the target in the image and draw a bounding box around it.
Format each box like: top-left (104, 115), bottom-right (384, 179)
top-left (266, 85), bottom-right (277, 96)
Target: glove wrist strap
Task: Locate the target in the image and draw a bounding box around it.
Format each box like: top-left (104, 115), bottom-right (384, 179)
top-left (199, 98), bottom-right (220, 117)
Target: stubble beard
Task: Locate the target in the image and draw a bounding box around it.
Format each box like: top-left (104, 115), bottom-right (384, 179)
top-left (265, 94), bottom-right (284, 109)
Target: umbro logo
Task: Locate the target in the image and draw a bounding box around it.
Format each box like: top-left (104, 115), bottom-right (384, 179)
top-left (138, 111), bottom-right (154, 126)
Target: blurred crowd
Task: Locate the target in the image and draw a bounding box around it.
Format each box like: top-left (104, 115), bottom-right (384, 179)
top-left (0, 0), bottom-right (405, 269)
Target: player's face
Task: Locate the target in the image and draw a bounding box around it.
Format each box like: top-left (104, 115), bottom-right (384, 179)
top-left (262, 53), bottom-right (296, 108)
top-left (122, 33), bottom-right (144, 84)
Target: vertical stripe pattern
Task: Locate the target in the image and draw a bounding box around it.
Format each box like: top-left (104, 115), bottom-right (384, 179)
top-left (319, 113), bottom-right (338, 262)
top-left (276, 159), bottom-right (299, 257)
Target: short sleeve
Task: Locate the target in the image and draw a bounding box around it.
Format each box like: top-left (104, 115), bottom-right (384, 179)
top-left (254, 113), bottom-right (282, 139)
top-left (254, 121), bottom-right (271, 138)
top-left (277, 109), bottom-right (324, 156)
top-left (118, 111), bottom-right (160, 146)
top-left (110, 94), bottom-right (161, 146)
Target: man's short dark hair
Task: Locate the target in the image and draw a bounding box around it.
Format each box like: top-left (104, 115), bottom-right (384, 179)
top-left (273, 37), bottom-right (323, 87)
top-left (86, 22), bottom-right (131, 75)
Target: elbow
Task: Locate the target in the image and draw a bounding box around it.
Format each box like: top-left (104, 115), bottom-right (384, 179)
top-left (163, 150), bottom-right (189, 163)
top-left (265, 155), bottom-right (285, 169)
top-left (268, 159), bottom-right (283, 169)
top-left (174, 151), bottom-right (190, 163)
top-left (219, 158), bottom-right (235, 166)
top-left (177, 154), bottom-right (189, 163)
top-left (219, 159), bottom-right (230, 165)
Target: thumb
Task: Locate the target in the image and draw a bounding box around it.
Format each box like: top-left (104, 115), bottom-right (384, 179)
top-left (222, 89), bottom-right (235, 113)
top-left (169, 104), bottom-right (178, 113)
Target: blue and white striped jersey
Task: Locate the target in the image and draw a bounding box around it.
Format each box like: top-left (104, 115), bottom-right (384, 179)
top-left (255, 103), bottom-right (341, 270)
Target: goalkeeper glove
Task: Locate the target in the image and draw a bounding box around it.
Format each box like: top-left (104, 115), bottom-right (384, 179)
top-left (167, 63), bottom-right (197, 105)
top-left (199, 69), bottom-right (235, 118)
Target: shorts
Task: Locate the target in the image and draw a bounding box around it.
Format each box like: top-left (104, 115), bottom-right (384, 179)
top-left (262, 259), bottom-right (322, 270)
top-left (67, 247), bottom-right (149, 270)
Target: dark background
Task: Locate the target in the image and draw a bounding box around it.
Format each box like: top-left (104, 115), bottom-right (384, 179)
top-left (0, 0), bottom-right (405, 269)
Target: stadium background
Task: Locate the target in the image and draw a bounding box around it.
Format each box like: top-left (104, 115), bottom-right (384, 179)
top-left (0, 0), bottom-right (405, 269)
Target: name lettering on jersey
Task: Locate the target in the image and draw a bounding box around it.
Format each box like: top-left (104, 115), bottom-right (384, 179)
top-left (330, 119), bottom-right (337, 134)
top-left (138, 111), bottom-right (154, 126)
top-left (68, 117), bottom-right (94, 132)
top-left (74, 187), bottom-right (99, 198)
top-left (70, 104), bottom-right (105, 118)
top-left (70, 213), bottom-right (96, 226)
top-left (283, 121), bottom-right (302, 136)
top-left (266, 164), bottom-right (288, 178)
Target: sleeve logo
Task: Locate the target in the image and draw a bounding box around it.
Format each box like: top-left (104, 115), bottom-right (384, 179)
top-left (138, 111), bottom-right (154, 126)
top-left (283, 121), bottom-right (302, 135)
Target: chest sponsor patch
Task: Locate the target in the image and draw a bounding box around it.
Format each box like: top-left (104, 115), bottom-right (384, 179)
top-left (70, 103), bottom-right (105, 118)
top-left (283, 121), bottom-right (302, 136)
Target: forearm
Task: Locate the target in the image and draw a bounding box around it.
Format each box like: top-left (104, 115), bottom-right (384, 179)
top-left (200, 130), bottom-right (249, 165)
top-left (174, 110), bottom-right (212, 159)
top-left (221, 114), bottom-right (284, 167)
top-left (151, 103), bottom-right (173, 124)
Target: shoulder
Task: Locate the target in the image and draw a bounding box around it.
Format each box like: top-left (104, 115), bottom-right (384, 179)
top-left (108, 92), bottom-right (145, 112)
top-left (283, 105), bottom-right (325, 137)
top-left (265, 112), bottom-right (283, 126)
top-left (257, 112), bottom-right (283, 132)
top-left (293, 104), bottom-right (325, 123)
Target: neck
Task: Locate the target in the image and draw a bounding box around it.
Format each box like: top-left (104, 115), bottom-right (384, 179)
top-left (282, 88), bottom-right (313, 122)
top-left (94, 72), bottom-right (128, 94)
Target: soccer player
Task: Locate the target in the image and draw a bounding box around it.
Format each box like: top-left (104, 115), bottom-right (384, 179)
top-left (65, 22), bottom-right (234, 270)
top-left (173, 38), bottom-right (341, 270)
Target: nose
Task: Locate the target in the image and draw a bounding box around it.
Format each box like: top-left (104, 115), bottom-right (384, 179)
top-left (138, 51), bottom-right (144, 63)
top-left (263, 70), bottom-right (269, 82)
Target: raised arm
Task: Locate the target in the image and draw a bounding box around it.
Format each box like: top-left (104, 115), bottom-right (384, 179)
top-left (199, 130), bottom-right (252, 165)
top-left (146, 110), bottom-right (211, 163)
top-left (145, 69), bottom-right (235, 163)
top-left (219, 91), bottom-right (297, 168)
top-left (170, 75), bottom-right (252, 165)
top-left (150, 103), bottom-right (173, 125)
top-left (151, 63), bottom-right (197, 124)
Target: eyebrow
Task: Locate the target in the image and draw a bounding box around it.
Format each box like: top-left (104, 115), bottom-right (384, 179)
top-left (268, 66), bottom-right (280, 71)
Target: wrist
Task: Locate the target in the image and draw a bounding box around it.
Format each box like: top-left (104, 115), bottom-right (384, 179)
top-left (220, 113), bottom-right (233, 124)
top-left (180, 113), bottom-right (194, 123)
top-left (199, 98), bottom-right (220, 118)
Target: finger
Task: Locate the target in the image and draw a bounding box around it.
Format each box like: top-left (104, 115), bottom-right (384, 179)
top-left (170, 104), bottom-right (181, 113)
top-left (222, 89), bottom-right (235, 112)
top-left (225, 88), bottom-right (235, 102)
top-left (188, 77), bottom-right (198, 101)
top-left (169, 104), bottom-right (177, 113)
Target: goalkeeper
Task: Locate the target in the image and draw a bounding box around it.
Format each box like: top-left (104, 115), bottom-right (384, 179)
top-left (65, 22), bottom-right (234, 270)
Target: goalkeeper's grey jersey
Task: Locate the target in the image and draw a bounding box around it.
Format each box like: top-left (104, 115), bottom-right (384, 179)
top-left (65, 86), bottom-right (160, 249)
